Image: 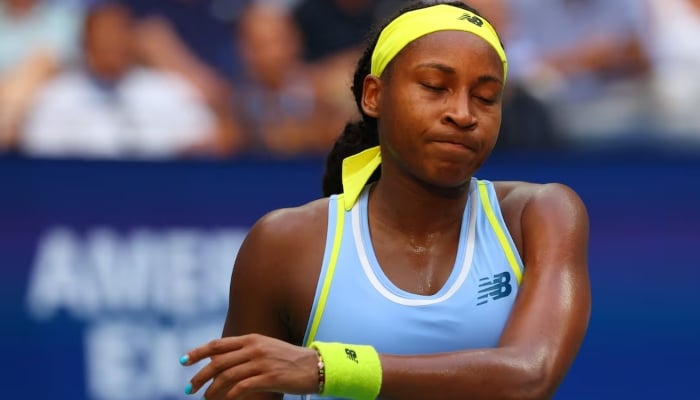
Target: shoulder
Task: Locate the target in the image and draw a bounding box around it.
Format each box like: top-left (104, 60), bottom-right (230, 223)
top-left (28, 72), bottom-right (94, 121)
top-left (37, 71), bottom-right (90, 98)
top-left (224, 197), bottom-right (332, 341)
top-left (493, 181), bottom-right (586, 218)
top-left (126, 67), bottom-right (197, 96)
top-left (235, 197), bottom-right (331, 280)
top-left (491, 181), bottom-right (588, 252)
top-left (249, 197), bottom-right (331, 248)
top-left (123, 68), bottom-right (213, 116)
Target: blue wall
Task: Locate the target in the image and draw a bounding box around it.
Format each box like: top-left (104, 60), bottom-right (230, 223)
top-left (1, 152), bottom-right (698, 399)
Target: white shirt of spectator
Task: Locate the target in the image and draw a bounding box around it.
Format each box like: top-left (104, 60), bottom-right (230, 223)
top-left (21, 67), bottom-right (216, 159)
top-left (644, 0), bottom-right (700, 135)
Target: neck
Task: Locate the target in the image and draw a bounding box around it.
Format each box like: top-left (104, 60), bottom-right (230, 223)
top-left (368, 172), bottom-right (471, 238)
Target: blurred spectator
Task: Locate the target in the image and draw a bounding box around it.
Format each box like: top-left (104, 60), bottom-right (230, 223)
top-left (123, 0), bottom-right (249, 84)
top-left (641, 0), bottom-right (700, 143)
top-left (505, 0), bottom-right (652, 145)
top-left (122, 0), bottom-right (249, 155)
top-left (19, 0), bottom-right (222, 159)
top-left (0, 0), bottom-right (82, 151)
top-left (292, 0), bottom-right (378, 63)
top-left (291, 0), bottom-right (406, 144)
top-left (122, 0), bottom-right (243, 100)
top-left (233, 2), bottom-right (349, 156)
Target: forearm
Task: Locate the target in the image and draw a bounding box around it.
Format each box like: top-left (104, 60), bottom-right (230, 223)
top-left (379, 347), bottom-right (550, 400)
top-left (0, 51), bottom-right (58, 148)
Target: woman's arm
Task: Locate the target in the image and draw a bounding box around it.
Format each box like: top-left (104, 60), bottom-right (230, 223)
top-left (183, 201), bottom-right (329, 400)
top-left (379, 183), bottom-right (591, 400)
top-left (182, 184), bottom-right (590, 400)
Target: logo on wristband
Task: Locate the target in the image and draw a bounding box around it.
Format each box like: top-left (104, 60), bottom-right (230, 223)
top-left (345, 348), bottom-right (359, 363)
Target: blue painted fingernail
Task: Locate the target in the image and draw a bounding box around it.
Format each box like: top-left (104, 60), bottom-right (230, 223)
top-left (184, 383), bottom-right (193, 395)
top-left (179, 354), bottom-right (189, 365)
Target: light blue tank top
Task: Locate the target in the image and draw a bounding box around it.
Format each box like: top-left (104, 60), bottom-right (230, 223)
top-left (285, 178), bottom-right (523, 400)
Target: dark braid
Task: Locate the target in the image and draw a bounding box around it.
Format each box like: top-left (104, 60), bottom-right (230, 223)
top-left (321, 0), bottom-right (484, 196)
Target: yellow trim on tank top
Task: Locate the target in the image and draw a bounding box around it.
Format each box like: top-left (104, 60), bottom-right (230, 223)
top-left (305, 194), bottom-right (346, 346)
top-left (306, 184), bottom-right (523, 345)
top-left (478, 181), bottom-right (523, 283)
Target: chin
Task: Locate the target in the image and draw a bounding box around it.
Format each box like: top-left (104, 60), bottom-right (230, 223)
top-left (425, 165), bottom-right (473, 190)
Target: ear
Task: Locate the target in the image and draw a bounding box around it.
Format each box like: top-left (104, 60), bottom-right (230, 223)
top-left (361, 75), bottom-right (381, 118)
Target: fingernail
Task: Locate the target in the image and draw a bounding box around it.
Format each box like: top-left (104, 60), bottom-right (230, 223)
top-left (184, 383), bottom-right (193, 395)
top-left (179, 354), bottom-right (189, 365)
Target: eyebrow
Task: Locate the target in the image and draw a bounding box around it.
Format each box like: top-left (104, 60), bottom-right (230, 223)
top-left (415, 62), bottom-right (503, 85)
top-left (475, 75), bottom-right (503, 85)
top-left (416, 62), bottom-right (456, 74)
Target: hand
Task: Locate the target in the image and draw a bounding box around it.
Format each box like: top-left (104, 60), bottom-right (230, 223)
top-left (180, 333), bottom-right (320, 399)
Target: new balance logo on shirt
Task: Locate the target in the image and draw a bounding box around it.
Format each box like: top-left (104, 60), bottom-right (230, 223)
top-left (477, 272), bottom-right (512, 305)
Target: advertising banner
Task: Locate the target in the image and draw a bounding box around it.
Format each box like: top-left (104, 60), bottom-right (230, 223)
top-left (2, 154), bottom-right (698, 399)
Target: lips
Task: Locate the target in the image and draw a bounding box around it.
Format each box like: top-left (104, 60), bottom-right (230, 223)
top-left (429, 140), bottom-right (475, 158)
top-left (431, 135), bottom-right (477, 153)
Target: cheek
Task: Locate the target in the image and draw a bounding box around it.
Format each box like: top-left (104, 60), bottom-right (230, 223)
top-left (378, 90), bottom-right (424, 141)
top-left (477, 108), bottom-right (502, 140)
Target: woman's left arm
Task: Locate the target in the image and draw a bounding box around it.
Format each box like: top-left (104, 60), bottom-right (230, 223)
top-left (378, 182), bottom-right (591, 400)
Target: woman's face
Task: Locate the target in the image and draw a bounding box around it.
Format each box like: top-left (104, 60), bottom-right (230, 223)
top-left (363, 30), bottom-right (504, 189)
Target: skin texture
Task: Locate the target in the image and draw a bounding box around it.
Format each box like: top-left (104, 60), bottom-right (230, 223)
top-left (181, 22), bottom-right (591, 400)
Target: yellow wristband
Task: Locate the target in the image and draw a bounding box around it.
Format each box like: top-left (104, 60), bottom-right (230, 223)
top-left (309, 341), bottom-right (382, 399)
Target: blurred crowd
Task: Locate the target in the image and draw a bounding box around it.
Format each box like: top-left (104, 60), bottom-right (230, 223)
top-left (1, 0), bottom-right (699, 160)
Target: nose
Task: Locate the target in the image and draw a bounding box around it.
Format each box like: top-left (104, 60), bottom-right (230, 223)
top-left (442, 94), bottom-right (477, 130)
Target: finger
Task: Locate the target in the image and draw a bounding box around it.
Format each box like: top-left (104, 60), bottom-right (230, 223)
top-left (203, 359), bottom-right (264, 400)
top-left (188, 348), bottom-right (254, 394)
top-left (225, 373), bottom-right (274, 400)
top-left (219, 355), bottom-right (318, 400)
top-left (180, 336), bottom-right (246, 366)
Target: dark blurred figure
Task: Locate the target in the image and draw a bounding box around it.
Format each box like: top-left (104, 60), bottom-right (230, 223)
top-left (292, 0), bottom-right (378, 62)
top-left (292, 1), bottom-right (413, 140)
top-left (19, 1), bottom-right (225, 159)
top-left (233, 2), bottom-right (349, 156)
top-left (497, 85), bottom-right (559, 151)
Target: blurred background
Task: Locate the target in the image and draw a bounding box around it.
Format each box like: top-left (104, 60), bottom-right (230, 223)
top-left (0, 0), bottom-right (698, 398)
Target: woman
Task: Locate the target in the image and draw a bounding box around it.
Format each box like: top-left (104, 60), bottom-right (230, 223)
top-left (180, 1), bottom-right (591, 399)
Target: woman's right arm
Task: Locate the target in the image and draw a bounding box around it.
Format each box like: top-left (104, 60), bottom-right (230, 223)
top-left (185, 201), bottom-right (329, 400)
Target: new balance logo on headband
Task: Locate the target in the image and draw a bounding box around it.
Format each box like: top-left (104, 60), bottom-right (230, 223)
top-left (477, 272), bottom-right (512, 305)
top-left (458, 13), bottom-right (483, 27)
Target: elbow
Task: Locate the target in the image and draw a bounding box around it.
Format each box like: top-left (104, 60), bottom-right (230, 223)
top-left (518, 366), bottom-right (553, 400)
top-left (510, 356), bottom-right (560, 400)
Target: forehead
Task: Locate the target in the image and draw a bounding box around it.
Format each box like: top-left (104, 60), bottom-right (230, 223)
top-left (391, 30), bottom-right (504, 76)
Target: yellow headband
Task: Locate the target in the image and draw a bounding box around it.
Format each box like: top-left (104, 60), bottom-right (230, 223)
top-left (340, 5), bottom-right (507, 210)
top-left (371, 4), bottom-right (508, 79)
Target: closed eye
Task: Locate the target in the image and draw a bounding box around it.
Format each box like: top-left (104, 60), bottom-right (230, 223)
top-left (476, 96), bottom-right (498, 105)
top-left (420, 82), bottom-right (446, 92)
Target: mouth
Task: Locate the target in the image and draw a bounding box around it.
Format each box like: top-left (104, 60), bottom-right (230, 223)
top-left (432, 139), bottom-right (476, 153)
top-left (429, 141), bottom-right (475, 159)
